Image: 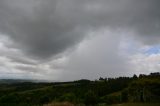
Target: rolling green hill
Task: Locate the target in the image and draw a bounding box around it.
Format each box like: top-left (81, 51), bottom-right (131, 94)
top-left (0, 72), bottom-right (159, 106)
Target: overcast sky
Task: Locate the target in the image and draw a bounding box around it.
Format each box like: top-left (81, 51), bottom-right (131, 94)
top-left (0, 0), bottom-right (160, 81)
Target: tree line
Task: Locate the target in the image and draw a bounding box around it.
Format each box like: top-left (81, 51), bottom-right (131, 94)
top-left (0, 72), bottom-right (159, 106)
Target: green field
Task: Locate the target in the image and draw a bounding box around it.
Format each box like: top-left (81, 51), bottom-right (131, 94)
top-left (110, 103), bottom-right (160, 106)
top-left (0, 73), bottom-right (159, 106)
top-left (44, 103), bottom-right (160, 106)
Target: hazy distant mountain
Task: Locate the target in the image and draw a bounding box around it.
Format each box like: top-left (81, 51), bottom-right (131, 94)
top-left (0, 79), bottom-right (52, 84)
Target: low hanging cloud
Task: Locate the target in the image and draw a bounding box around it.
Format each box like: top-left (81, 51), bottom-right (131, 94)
top-left (0, 0), bottom-right (160, 80)
top-left (51, 29), bottom-right (132, 80)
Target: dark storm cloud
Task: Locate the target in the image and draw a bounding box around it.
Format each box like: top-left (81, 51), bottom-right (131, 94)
top-left (0, 0), bottom-right (87, 59)
top-left (0, 0), bottom-right (160, 60)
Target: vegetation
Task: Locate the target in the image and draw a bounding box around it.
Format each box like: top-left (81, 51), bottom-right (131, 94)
top-left (0, 72), bottom-right (159, 106)
top-left (111, 103), bottom-right (160, 106)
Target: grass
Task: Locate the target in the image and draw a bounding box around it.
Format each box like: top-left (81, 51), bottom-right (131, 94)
top-left (43, 102), bottom-right (75, 106)
top-left (43, 103), bottom-right (160, 106)
top-left (110, 103), bottom-right (160, 106)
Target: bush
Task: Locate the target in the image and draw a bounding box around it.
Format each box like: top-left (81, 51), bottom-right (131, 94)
top-left (84, 90), bottom-right (98, 106)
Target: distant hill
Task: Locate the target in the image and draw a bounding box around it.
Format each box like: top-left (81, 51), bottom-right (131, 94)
top-left (0, 79), bottom-right (52, 84)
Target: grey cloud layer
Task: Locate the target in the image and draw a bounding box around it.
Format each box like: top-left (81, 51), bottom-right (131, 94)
top-left (0, 0), bottom-right (160, 80)
top-left (0, 0), bottom-right (160, 60)
top-left (54, 30), bottom-right (132, 80)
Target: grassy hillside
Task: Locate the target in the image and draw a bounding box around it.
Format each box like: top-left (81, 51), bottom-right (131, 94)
top-left (0, 72), bottom-right (159, 106)
top-left (111, 103), bottom-right (160, 106)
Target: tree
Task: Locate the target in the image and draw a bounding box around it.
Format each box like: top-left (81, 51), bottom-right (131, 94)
top-left (133, 74), bottom-right (138, 79)
top-left (99, 77), bottom-right (104, 81)
top-left (121, 90), bottom-right (128, 102)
